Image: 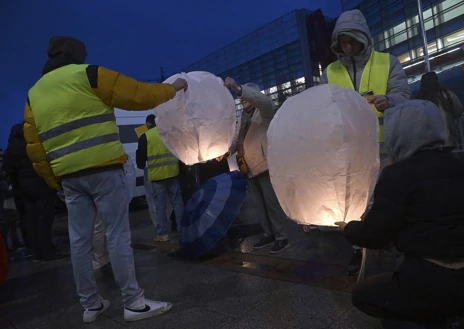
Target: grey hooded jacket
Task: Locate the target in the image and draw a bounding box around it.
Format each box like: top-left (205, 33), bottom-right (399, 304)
top-left (229, 85), bottom-right (275, 177)
top-left (320, 10), bottom-right (411, 107)
top-left (384, 100), bottom-right (447, 163)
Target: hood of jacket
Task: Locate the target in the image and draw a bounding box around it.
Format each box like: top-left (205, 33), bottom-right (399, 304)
top-left (384, 100), bottom-right (447, 163)
top-left (42, 36), bottom-right (87, 75)
top-left (9, 124), bottom-right (25, 143)
top-left (330, 10), bottom-right (373, 67)
top-left (7, 124), bottom-right (28, 162)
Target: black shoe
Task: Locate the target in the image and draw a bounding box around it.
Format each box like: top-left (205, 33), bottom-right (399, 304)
top-left (23, 250), bottom-right (34, 259)
top-left (270, 239), bottom-right (290, 254)
top-left (15, 244), bottom-right (26, 251)
top-left (346, 248), bottom-right (363, 276)
top-left (42, 254), bottom-right (69, 263)
top-left (253, 236), bottom-right (275, 250)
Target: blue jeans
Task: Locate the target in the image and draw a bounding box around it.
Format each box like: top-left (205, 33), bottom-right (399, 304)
top-left (151, 177), bottom-right (184, 235)
top-left (62, 169), bottom-right (145, 310)
top-left (143, 168), bottom-right (157, 227)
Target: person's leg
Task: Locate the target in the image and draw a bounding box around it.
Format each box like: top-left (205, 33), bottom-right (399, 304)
top-left (92, 212), bottom-right (110, 271)
top-left (166, 177), bottom-right (184, 232)
top-left (13, 190), bottom-right (28, 249)
top-left (248, 176), bottom-right (275, 249)
top-left (151, 180), bottom-right (169, 240)
top-left (91, 170), bottom-right (144, 309)
top-left (258, 173), bottom-right (289, 253)
top-left (92, 169), bottom-right (172, 321)
top-left (36, 195), bottom-right (61, 261)
top-left (24, 199), bottom-right (40, 260)
top-left (62, 177), bottom-right (100, 310)
top-left (143, 168), bottom-right (157, 228)
top-left (353, 258), bottom-right (464, 324)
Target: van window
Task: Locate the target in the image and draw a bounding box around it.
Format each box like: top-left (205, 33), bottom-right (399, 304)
top-left (118, 124), bottom-right (141, 144)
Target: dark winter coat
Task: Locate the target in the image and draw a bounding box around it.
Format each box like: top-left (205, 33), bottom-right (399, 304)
top-left (4, 124), bottom-right (55, 200)
top-left (344, 101), bottom-right (464, 262)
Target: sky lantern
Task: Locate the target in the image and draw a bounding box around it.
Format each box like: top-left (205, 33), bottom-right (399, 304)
top-left (154, 71), bottom-right (237, 165)
top-left (267, 84), bottom-right (380, 226)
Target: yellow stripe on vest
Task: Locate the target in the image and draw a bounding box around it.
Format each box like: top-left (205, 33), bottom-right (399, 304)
top-left (28, 64), bottom-right (125, 176)
top-left (145, 127), bottom-right (179, 181)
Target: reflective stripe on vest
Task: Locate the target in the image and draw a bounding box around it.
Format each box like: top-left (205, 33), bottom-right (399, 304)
top-left (145, 127), bottom-right (179, 182)
top-left (28, 64), bottom-right (126, 176)
top-left (327, 51), bottom-right (390, 142)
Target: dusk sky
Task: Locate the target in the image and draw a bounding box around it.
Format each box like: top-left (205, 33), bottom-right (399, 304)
top-left (0, 0), bottom-right (341, 149)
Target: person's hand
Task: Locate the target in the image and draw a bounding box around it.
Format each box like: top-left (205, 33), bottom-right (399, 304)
top-left (216, 151), bottom-right (230, 162)
top-left (224, 77), bottom-right (240, 93)
top-left (171, 78), bottom-right (188, 92)
top-left (334, 221), bottom-right (347, 233)
top-left (368, 95), bottom-right (390, 112)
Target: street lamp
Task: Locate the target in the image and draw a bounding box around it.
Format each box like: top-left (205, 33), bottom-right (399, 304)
top-left (417, 0), bottom-right (431, 72)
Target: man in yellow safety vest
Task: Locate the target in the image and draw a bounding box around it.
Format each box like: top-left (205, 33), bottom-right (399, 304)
top-left (320, 10), bottom-right (411, 277)
top-left (24, 36), bottom-right (187, 323)
top-left (136, 116), bottom-right (184, 242)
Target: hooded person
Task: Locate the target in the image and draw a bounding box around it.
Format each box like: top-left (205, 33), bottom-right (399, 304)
top-left (24, 36), bottom-right (188, 323)
top-left (320, 9), bottom-right (411, 277)
top-left (335, 100), bottom-right (464, 327)
top-left (321, 9), bottom-right (410, 148)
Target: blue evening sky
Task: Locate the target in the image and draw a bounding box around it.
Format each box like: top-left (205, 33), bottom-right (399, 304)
top-left (0, 0), bottom-right (341, 148)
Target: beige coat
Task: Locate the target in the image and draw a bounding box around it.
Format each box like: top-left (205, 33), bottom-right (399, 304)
top-left (229, 85), bottom-right (275, 177)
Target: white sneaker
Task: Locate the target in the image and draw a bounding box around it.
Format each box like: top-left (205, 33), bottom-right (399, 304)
top-left (124, 299), bottom-right (172, 322)
top-left (83, 298), bottom-right (110, 323)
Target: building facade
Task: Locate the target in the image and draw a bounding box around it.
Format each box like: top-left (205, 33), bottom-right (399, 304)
top-left (342, 0), bottom-right (464, 85)
top-left (181, 9), bottom-right (335, 112)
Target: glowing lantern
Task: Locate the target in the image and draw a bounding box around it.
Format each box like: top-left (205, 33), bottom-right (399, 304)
top-left (154, 71), bottom-right (237, 165)
top-left (267, 84), bottom-right (379, 226)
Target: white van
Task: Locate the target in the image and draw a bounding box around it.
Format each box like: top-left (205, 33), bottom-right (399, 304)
top-left (115, 108), bottom-right (152, 207)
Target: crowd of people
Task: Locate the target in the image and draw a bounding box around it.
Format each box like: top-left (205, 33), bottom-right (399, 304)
top-left (0, 8), bottom-right (463, 329)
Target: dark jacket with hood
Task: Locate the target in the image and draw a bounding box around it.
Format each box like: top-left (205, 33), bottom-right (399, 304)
top-left (344, 100), bottom-right (464, 262)
top-left (4, 124), bottom-right (55, 199)
top-left (321, 10), bottom-right (411, 108)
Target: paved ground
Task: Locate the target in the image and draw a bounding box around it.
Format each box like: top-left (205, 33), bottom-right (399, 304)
top-left (0, 197), bottom-right (383, 329)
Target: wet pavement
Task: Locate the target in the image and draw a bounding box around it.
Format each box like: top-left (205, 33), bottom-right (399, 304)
top-left (0, 197), bottom-right (383, 329)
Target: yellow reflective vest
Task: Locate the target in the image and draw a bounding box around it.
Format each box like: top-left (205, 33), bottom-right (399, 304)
top-left (145, 127), bottom-right (179, 182)
top-left (327, 51), bottom-right (390, 142)
top-left (28, 64), bottom-right (126, 176)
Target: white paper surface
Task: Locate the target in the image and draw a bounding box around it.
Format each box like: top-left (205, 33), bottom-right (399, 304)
top-left (154, 71), bottom-right (237, 165)
top-left (267, 84), bottom-right (380, 226)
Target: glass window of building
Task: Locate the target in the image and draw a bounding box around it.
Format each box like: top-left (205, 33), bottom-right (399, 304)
top-left (441, 0), bottom-right (464, 22)
top-left (415, 41), bottom-right (438, 58)
top-left (398, 52), bottom-right (411, 63)
top-left (443, 28), bottom-right (464, 47)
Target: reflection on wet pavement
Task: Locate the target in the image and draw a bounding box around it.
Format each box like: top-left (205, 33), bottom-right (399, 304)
top-left (1, 209), bottom-right (381, 329)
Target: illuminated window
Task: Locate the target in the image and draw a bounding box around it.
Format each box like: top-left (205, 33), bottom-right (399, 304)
top-left (443, 29), bottom-right (464, 47)
top-left (398, 52), bottom-right (411, 63)
top-left (415, 41), bottom-right (438, 57)
top-left (280, 82), bottom-right (291, 89)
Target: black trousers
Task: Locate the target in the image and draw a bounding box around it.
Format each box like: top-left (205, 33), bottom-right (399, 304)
top-left (352, 257), bottom-right (464, 324)
top-left (24, 195), bottom-right (55, 260)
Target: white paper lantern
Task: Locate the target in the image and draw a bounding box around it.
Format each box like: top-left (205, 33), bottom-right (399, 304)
top-left (267, 84), bottom-right (380, 226)
top-left (154, 71), bottom-right (237, 165)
